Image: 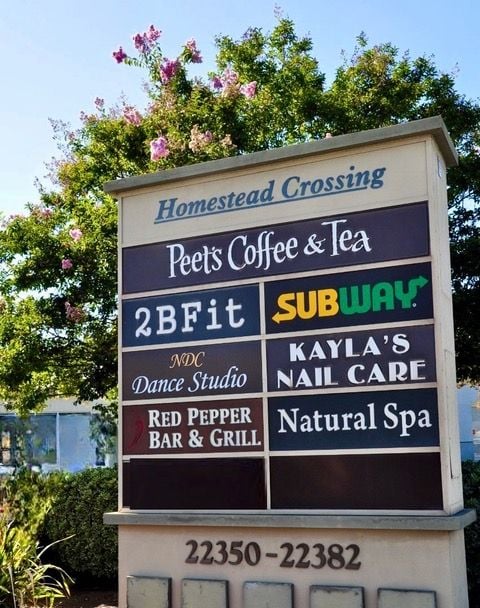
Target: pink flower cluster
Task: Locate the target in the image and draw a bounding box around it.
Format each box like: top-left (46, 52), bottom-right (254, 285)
top-left (220, 134), bottom-right (234, 149)
top-left (33, 206), bottom-right (53, 220)
top-left (160, 58), bottom-right (181, 84)
top-left (65, 302), bottom-right (84, 323)
top-left (123, 106), bottom-right (142, 126)
top-left (61, 258), bottom-right (73, 270)
top-left (133, 25), bottom-right (162, 54)
top-left (219, 68), bottom-right (239, 94)
top-left (80, 110), bottom-right (93, 124)
top-left (188, 125), bottom-right (213, 153)
top-left (184, 39), bottom-right (202, 63)
top-left (211, 69), bottom-right (257, 99)
top-left (113, 25), bottom-right (161, 62)
top-left (112, 46), bottom-right (127, 64)
top-left (150, 136), bottom-right (170, 160)
top-left (69, 228), bottom-right (83, 241)
top-left (240, 81), bottom-right (257, 99)
top-left (211, 75), bottom-right (221, 90)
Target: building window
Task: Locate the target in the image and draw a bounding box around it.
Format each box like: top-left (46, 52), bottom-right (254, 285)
top-left (0, 415), bottom-right (57, 468)
top-left (1, 428), bottom-right (13, 465)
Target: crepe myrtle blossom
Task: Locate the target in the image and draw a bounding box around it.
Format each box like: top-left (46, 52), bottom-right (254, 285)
top-left (188, 125), bottom-right (213, 152)
top-left (79, 110), bottom-right (92, 124)
top-left (133, 25), bottom-right (162, 54)
top-left (211, 69), bottom-right (257, 99)
top-left (184, 38), bottom-right (202, 63)
top-left (220, 134), bottom-right (234, 148)
top-left (150, 136), bottom-right (170, 160)
top-left (145, 25), bottom-right (162, 44)
top-left (211, 75), bottom-right (223, 90)
top-left (33, 207), bottom-right (53, 220)
top-left (222, 68), bottom-right (239, 88)
top-left (160, 58), bottom-right (181, 83)
top-left (69, 228), bottom-right (83, 241)
top-left (65, 302), bottom-right (85, 323)
top-left (133, 33), bottom-right (148, 53)
top-left (94, 97), bottom-right (105, 111)
top-left (240, 81), bottom-right (257, 99)
top-left (112, 46), bottom-right (127, 63)
top-left (123, 106), bottom-right (142, 126)
top-left (61, 258), bottom-right (73, 270)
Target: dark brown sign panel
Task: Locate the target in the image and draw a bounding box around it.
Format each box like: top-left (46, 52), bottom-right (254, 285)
top-left (123, 399), bottom-right (264, 455)
top-left (123, 202), bottom-right (429, 293)
top-left (123, 458), bottom-right (267, 509)
top-left (122, 341), bottom-right (262, 401)
top-left (122, 452), bottom-right (442, 510)
top-left (268, 388), bottom-right (439, 451)
top-left (266, 325), bottom-right (436, 391)
top-left (270, 453), bottom-right (443, 510)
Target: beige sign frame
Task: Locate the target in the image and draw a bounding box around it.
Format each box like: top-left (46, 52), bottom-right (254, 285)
top-left (105, 117), bottom-right (474, 608)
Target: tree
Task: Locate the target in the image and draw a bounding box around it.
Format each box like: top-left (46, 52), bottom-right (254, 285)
top-left (0, 19), bottom-right (479, 415)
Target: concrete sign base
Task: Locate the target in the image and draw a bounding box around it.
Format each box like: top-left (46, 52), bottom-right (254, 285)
top-left (106, 510), bottom-right (474, 608)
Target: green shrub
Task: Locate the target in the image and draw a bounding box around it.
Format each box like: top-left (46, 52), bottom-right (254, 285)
top-left (1, 469), bottom-right (71, 607)
top-left (43, 467), bottom-right (118, 582)
top-left (4, 468), bottom-right (67, 535)
top-left (0, 515), bottom-right (71, 608)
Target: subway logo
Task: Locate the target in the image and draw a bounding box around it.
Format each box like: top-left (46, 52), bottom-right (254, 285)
top-left (265, 263), bottom-right (433, 333)
top-left (272, 275), bottom-right (428, 323)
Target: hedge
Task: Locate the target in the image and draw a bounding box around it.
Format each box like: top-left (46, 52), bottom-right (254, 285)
top-left (42, 466), bottom-right (118, 582)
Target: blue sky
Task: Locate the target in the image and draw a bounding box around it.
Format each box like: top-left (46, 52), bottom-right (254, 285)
top-left (1, 0), bottom-right (478, 217)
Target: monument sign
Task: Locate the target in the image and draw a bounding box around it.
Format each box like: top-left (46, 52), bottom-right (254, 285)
top-left (105, 117), bottom-right (475, 608)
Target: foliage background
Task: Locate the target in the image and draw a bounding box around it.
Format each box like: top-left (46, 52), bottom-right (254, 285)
top-left (1, 467), bottom-right (117, 587)
top-left (42, 467), bottom-right (118, 582)
top-left (1, 469), bottom-right (72, 607)
top-left (0, 18), bottom-right (478, 415)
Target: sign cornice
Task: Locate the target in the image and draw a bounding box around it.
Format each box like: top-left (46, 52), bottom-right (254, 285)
top-left (104, 116), bottom-right (457, 197)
